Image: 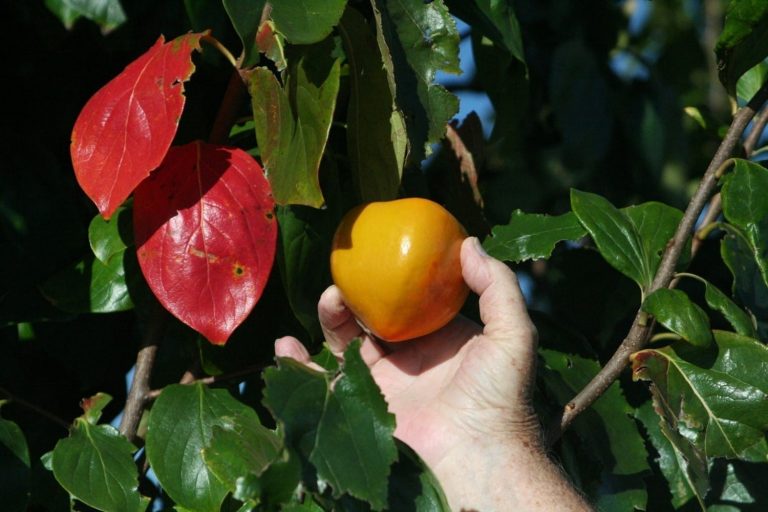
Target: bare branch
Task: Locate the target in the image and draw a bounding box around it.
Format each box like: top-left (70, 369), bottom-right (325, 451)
top-left (119, 307), bottom-right (165, 444)
top-left (547, 80), bottom-right (768, 445)
top-left (0, 386), bottom-right (70, 430)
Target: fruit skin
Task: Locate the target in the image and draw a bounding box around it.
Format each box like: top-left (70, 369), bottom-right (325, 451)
top-left (330, 198), bottom-right (469, 342)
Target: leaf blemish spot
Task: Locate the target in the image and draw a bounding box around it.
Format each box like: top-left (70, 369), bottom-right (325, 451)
top-left (188, 246), bottom-right (218, 263)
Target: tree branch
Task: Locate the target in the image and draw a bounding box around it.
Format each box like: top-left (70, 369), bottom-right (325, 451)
top-left (119, 307), bottom-right (166, 443)
top-left (547, 80), bottom-right (768, 445)
top-left (0, 386), bottom-right (70, 430)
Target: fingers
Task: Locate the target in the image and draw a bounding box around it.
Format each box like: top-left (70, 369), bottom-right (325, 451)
top-left (274, 336), bottom-right (324, 372)
top-left (319, 285), bottom-right (387, 366)
top-left (461, 237), bottom-right (537, 346)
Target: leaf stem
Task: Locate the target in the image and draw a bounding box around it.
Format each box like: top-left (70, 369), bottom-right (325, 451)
top-left (0, 386), bottom-right (70, 430)
top-left (119, 306), bottom-right (165, 444)
top-left (649, 332), bottom-right (683, 344)
top-left (200, 33), bottom-right (238, 69)
top-left (547, 79), bottom-right (768, 446)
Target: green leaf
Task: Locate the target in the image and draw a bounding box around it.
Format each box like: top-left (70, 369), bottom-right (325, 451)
top-left (541, 350), bottom-right (650, 476)
top-left (721, 159), bottom-right (768, 228)
top-left (310, 340), bottom-right (397, 509)
top-left (251, 43), bottom-right (341, 207)
top-left (0, 410), bottom-right (31, 512)
top-left (262, 358), bottom-right (329, 458)
top-left (374, 0), bottom-right (460, 164)
top-left (51, 395), bottom-right (148, 512)
top-left (89, 206), bottom-right (131, 265)
top-left (624, 201), bottom-right (686, 277)
top-left (571, 189), bottom-right (650, 289)
top-left (444, 0), bottom-right (525, 64)
top-left (222, 0), bottom-right (267, 68)
top-left (715, 1), bottom-right (768, 95)
top-left (45, 0), bottom-right (126, 32)
top-left (706, 459), bottom-right (768, 510)
top-left (677, 273), bottom-right (758, 339)
top-left (737, 61), bottom-right (768, 105)
top-left (631, 331), bottom-right (768, 462)
top-left (635, 402), bottom-right (708, 510)
top-left (721, 232), bottom-right (768, 339)
top-left (540, 349), bottom-right (649, 508)
top-left (721, 159), bottom-right (768, 286)
top-left (338, 7), bottom-right (405, 202)
top-left (276, 204), bottom-right (335, 341)
top-left (482, 210), bottom-right (586, 262)
top-left (256, 449), bottom-right (302, 507)
top-left (201, 409), bottom-right (282, 499)
top-left (642, 289), bottom-right (713, 347)
top-left (271, 0), bottom-right (347, 45)
top-left (146, 383), bottom-right (251, 512)
top-left (387, 441), bottom-right (450, 511)
top-left (40, 253), bottom-right (134, 313)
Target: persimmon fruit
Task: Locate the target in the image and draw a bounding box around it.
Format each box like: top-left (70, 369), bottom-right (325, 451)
top-left (330, 198), bottom-right (469, 342)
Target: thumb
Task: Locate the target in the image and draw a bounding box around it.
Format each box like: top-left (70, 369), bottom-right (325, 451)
top-left (461, 237), bottom-right (537, 345)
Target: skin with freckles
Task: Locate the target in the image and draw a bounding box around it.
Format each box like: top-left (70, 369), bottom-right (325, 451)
top-left (276, 237), bottom-right (593, 511)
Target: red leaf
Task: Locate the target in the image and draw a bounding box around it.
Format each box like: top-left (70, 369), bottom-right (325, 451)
top-left (133, 141), bottom-right (277, 344)
top-left (71, 32), bottom-right (205, 219)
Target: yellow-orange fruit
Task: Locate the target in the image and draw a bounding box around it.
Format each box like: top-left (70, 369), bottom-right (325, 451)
top-left (330, 198), bottom-right (469, 342)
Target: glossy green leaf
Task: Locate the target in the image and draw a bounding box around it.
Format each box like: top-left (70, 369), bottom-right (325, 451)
top-left (571, 189), bottom-right (650, 289)
top-left (45, 0), bottom-right (126, 32)
top-left (222, 0), bottom-right (267, 68)
top-left (721, 160), bottom-right (768, 228)
top-left (263, 357), bottom-right (329, 458)
top-left (271, 0), bottom-right (347, 45)
top-left (444, 0), bottom-right (525, 63)
top-left (338, 8), bottom-right (404, 202)
top-left (632, 331), bottom-right (768, 462)
top-left (540, 349), bottom-right (649, 508)
top-left (624, 201), bottom-right (686, 277)
top-left (40, 252), bottom-right (134, 313)
top-left (482, 210), bottom-right (586, 262)
top-left (721, 159), bottom-right (768, 287)
top-left (635, 402), bottom-right (708, 510)
top-left (642, 289), bottom-right (713, 347)
top-left (721, 233), bottom-right (768, 339)
top-left (51, 394), bottom-right (148, 512)
top-left (737, 61), bottom-right (768, 105)
top-left (255, 449), bottom-right (302, 507)
top-left (89, 206), bottom-right (131, 265)
top-left (276, 204), bottom-right (336, 341)
top-left (310, 340), bottom-right (397, 509)
top-left (146, 383), bottom-right (250, 512)
top-left (374, 0), bottom-right (460, 163)
top-left (677, 273), bottom-right (757, 339)
top-left (0, 409), bottom-right (31, 512)
top-left (715, 1), bottom-right (768, 94)
top-left (251, 43), bottom-right (341, 207)
top-left (387, 441), bottom-right (450, 511)
top-left (705, 459), bottom-right (768, 510)
top-left (201, 409), bottom-right (282, 500)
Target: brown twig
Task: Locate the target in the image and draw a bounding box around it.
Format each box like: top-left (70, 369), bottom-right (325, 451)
top-left (0, 386), bottom-right (70, 430)
top-left (119, 308), bottom-right (166, 444)
top-left (547, 80), bottom-right (768, 445)
top-left (145, 364), bottom-right (266, 401)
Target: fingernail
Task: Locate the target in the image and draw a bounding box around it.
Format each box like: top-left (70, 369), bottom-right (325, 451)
top-left (472, 236), bottom-right (488, 256)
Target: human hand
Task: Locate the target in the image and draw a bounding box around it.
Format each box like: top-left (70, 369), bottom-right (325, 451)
top-left (276, 237), bottom-right (591, 511)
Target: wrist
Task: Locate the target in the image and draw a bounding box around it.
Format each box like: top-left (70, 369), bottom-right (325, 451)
top-left (431, 430), bottom-right (591, 512)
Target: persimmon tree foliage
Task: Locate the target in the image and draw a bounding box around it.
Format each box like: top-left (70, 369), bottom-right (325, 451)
top-left (3, 0), bottom-right (768, 511)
